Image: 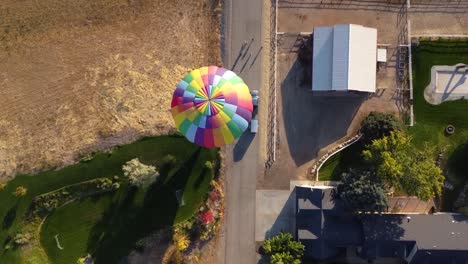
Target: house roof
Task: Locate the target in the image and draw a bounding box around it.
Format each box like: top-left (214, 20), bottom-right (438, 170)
top-left (362, 213), bottom-right (468, 250)
top-left (296, 186), bottom-right (468, 263)
top-left (295, 186), bottom-right (363, 259)
top-left (312, 24), bottom-right (377, 93)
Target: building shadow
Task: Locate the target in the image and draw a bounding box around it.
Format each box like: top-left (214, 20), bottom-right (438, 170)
top-left (280, 59), bottom-right (366, 167)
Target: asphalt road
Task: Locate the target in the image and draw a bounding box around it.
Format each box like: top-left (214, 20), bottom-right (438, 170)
top-left (222, 0), bottom-right (263, 263)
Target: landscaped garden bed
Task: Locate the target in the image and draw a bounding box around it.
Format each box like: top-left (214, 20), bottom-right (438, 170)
top-left (0, 135), bottom-right (220, 264)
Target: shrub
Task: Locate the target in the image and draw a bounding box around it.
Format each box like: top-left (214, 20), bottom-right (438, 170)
top-left (201, 210), bottom-right (214, 225)
top-left (13, 233), bottom-right (31, 246)
top-left (270, 251), bottom-right (300, 264)
top-left (30, 177), bottom-right (120, 217)
top-left (122, 158), bottom-right (159, 187)
top-left (173, 231), bottom-right (190, 252)
top-left (205, 161), bottom-right (214, 169)
top-left (13, 186), bottom-right (27, 197)
top-left (80, 152), bottom-right (95, 163)
top-left (77, 254), bottom-right (93, 264)
top-left (262, 232), bottom-right (304, 262)
top-left (0, 182), bottom-right (6, 191)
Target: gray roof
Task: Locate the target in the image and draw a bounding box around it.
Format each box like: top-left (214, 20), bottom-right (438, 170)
top-left (360, 213), bottom-right (468, 264)
top-left (296, 186), bottom-right (468, 263)
top-left (362, 213), bottom-right (468, 250)
top-left (295, 186), bottom-right (362, 259)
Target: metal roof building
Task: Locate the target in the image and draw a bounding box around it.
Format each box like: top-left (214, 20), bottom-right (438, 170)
top-left (312, 24), bottom-right (377, 93)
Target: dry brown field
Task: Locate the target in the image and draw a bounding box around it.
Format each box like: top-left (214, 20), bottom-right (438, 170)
top-left (0, 0), bottom-right (221, 180)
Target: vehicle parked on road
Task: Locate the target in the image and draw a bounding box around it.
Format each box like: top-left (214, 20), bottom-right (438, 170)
top-left (250, 90), bottom-right (259, 106)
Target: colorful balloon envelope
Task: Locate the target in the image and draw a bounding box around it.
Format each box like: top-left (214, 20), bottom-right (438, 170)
top-left (171, 66), bottom-right (253, 148)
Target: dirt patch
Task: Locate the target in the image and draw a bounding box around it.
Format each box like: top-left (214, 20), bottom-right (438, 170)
top-left (0, 0), bottom-right (221, 180)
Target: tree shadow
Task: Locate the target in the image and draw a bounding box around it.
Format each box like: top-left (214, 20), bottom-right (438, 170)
top-left (88, 149), bottom-right (201, 263)
top-left (2, 203), bottom-right (18, 230)
top-left (361, 214), bottom-right (405, 241)
top-left (444, 142), bottom-right (468, 211)
top-left (446, 142), bottom-right (468, 185)
top-left (281, 57), bottom-right (366, 166)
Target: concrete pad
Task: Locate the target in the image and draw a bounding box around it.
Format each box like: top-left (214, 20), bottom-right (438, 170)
top-left (255, 190), bottom-right (296, 241)
top-left (424, 65), bottom-right (468, 105)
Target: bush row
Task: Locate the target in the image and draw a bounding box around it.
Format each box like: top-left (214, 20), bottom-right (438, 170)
top-left (29, 177), bottom-right (121, 218)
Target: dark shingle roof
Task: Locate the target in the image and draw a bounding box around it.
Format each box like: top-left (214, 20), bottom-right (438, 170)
top-left (295, 186), bottom-right (468, 263)
top-left (295, 186), bottom-right (362, 259)
top-left (362, 214), bottom-right (468, 250)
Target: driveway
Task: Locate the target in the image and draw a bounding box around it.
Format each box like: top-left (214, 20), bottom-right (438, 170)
top-left (255, 189), bottom-right (296, 242)
top-left (220, 0), bottom-right (264, 263)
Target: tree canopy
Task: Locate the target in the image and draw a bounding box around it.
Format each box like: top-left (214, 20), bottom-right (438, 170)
top-left (360, 112), bottom-right (401, 144)
top-left (262, 232), bottom-right (304, 264)
top-left (270, 252), bottom-right (301, 264)
top-left (362, 131), bottom-right (444, 201)
top-left (122, 158), bottom-right (159, 188)
top-left (337, 170), bottom-right (388, 212)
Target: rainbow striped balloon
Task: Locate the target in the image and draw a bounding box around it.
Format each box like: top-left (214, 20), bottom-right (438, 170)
top-left (171, 66), bottom-right (253, 148)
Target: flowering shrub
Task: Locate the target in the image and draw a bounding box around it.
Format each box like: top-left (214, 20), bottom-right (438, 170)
top-left (201, 210), bottom-right (214, 225)
top-left (209, 191), bottom-right (218, 202)
top-left (173, 232), bottom-right (190, 252)
top-left (196, 180), bottom-right (224, 241)
top-left (171, 179), bottom-right (225, 257)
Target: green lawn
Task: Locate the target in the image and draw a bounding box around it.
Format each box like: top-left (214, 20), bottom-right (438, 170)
top-left (410, 39), bottom-right (468, 210)
top-left (318, 141), bottom-right (366, 181)
top-left (0, 135), bottom-right (218, 263)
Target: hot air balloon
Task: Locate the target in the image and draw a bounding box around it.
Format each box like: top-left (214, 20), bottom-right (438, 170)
top-left (171, 66), bottom-right (253, 148)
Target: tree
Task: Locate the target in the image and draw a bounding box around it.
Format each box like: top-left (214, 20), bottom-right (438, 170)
top-left (360, 112), bottom-right (400, 144)
top-left (362, 131), bottom-right (444, 201)
top-left (122, 158), bottom-right (159, 188)
top-left (337, 170), bottom-right (388, 212)
top-left (13, 186), bottom-right (27, 197)
top-left (262, 232), bottom-right (304, 264)
top-left (270, 252), bottom-right (301, 264)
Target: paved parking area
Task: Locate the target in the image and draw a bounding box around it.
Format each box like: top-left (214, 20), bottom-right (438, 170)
top-left (259, 46), bottom-right (400, 190)
top-left (255, 189), bottom-right (296, 241)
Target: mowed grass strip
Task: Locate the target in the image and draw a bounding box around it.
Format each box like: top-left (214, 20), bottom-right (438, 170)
top-left (0, 135), bottom-right (218, 263)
